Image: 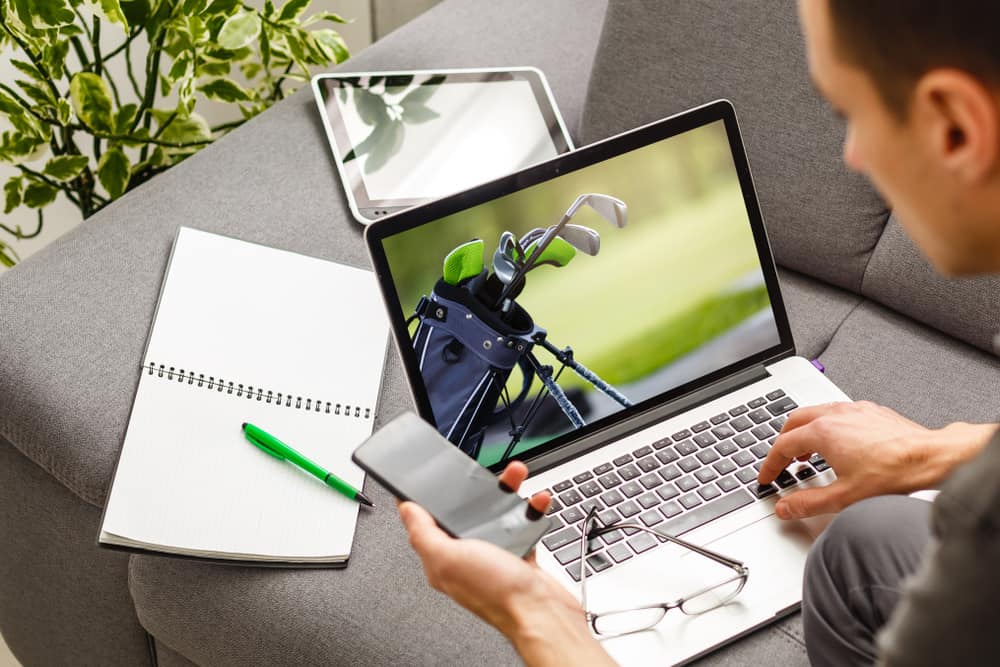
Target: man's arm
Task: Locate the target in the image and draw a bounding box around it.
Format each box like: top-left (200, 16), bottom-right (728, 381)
top-left (757, 401), bottom-right (997, 519)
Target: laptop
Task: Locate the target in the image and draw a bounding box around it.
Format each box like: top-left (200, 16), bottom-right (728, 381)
top-left (364, 100), bottom-right (846, 665)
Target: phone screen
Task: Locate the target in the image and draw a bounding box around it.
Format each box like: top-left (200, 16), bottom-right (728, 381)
top-left (353, 413), bottom-right (552, 556)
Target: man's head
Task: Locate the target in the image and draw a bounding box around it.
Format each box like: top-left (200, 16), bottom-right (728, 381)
top-left (799, 1), bottom-right (1000, 274)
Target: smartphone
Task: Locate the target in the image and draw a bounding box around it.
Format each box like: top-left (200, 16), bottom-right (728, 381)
top-left (352, 412), bottom-right (553, 557)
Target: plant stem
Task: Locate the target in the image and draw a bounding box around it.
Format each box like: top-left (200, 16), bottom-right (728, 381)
top-left (70, 36), bottom-right (91, 71)
top-left (0, 20), bottom-right (62, 100)
top-left (16, 166), bottom-right (83, 210)
top-left (0, 83), bottom-right (49, 124)
top-left (210, 119), bottom-right (245, 134)
top-left (132, 29), bottom-right (164, 133)
top-left (92, 17), bottom-right (103, 77)
top-left (125, 40), bottom-right (142, 99)
top-left (102, 26), bottom-right (144, 63)
top-left (0, 209), bottom-right (44, 240)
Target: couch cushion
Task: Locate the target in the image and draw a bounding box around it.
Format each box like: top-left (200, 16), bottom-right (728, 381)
top-left (860, 215), bottom-right (1000, 356)
top-left (778, 267), bottom-right (862, 361)
top-left (819, 300), bottom-right (1000, 428)
top-left (579, 0), bottom-right (889, 293)
top-left (0, 0), bottom-right (607, 507)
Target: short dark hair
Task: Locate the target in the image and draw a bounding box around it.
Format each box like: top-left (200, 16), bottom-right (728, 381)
top-left (827, 0), bottom-right (1000, 116)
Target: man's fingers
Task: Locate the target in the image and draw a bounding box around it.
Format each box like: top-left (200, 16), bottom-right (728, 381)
top-left (774, 484), bottom-right (847, 520)
top-left (780, 403), bottom-right (844, 434)
top-left (399, 501), bottom-right (451, 555)
top-left (528, 490), bottom-right (551, 515)
top-left (498, 461), bottom-right (529, 493)
top-left (757, 427), bottom-right (821, 484)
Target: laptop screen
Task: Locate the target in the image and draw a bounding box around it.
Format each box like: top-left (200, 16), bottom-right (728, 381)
top-left (373, 109), bottom-right (787, 468)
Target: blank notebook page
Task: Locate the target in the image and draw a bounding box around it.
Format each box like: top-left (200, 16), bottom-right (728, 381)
top-left (101, 227), bottom-right (389, 561)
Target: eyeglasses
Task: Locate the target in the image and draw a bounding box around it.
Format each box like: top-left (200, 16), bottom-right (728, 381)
top-left (578, 506), bottom-right (749, 636)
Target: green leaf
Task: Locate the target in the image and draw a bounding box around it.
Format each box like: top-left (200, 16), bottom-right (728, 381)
top-left (114, 104), bottom-right (139, 133)
top-left (99, 0), bottom-right (129, 27)
top-left (0, 91), bottom-right (23, 118)
top-left (303, 10), bottom-right (347, 26)
top-left (168, 55), bottom-right (191, 81)
top-left (23, 180), bottom-right (59, 208)
top-left (4, 177), bottom-right (23, 214)
top-left (182, 0), bottom-right (208, 14)
top-left (217, 11), bottom-right (261, 49)
top-left (56, 99), bottom-right (72, 125)
top-left (16, 80), bottom-right (56, 109)
top-left (70, 72), bottom-right (113, 133)
top-left (278, 0), bottom-right (309, 22)
top-left (97, 147), bottom-right (131, 199)
top-left (13, 0), bottom-right (74, 28)
top-left (312, 29), bottom-right (348, 63)
top-left (121, 0), bottom-right (152, 26)
top-left (240, 62), bottom-right (262, 79)
top-left (152, 110), bottom-right (211, 149)
top-left (0, 240), bottom-right (20, 268)
top-left (43, 155), bottom-right (89, 181)
top-left (10, 59), bottom-right (44, 82)
top-left (42, 40), bottom-right (71, 80)
top-left (199, 78), bottom-right (251, 102)
top-left (205, 0), bottom-right (240, 14)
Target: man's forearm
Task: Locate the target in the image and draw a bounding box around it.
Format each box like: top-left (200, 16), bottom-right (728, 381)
top-left (913, 422), bottom-right (997, 490)
top-left (506, 593), bottom-right (617, 667)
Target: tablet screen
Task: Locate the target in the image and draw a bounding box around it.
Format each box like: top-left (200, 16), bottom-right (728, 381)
top-left (314, 70), bottom-right (574, 221)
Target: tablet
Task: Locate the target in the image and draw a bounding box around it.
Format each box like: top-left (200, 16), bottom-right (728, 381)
top-left (312, 68), bottom-right (574, 224)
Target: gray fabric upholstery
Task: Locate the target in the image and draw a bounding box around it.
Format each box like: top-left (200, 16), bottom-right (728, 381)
top-left (777, 268), bottom-right (862, 361)
top-left (819, 301), bottom-right (1000, 428)
top-left (861, 215), bottom-right (1000, 355)
top-left (0, 0), bottom-right (607, 509)
top-left (153, 640), bottom-right (198, 667)
top-left (580, 0), bottom-right (889, 293)
top-left (0, 437), bottom-right (150, 666)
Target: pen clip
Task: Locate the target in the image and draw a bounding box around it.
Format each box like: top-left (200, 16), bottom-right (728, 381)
top-left (245, 432), bottom-right (285, 460)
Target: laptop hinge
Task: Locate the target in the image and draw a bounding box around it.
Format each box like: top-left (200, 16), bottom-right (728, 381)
top-left (526, 363), bottom-right (771, 476)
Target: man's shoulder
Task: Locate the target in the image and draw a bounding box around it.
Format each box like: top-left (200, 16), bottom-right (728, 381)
top-left (933, 428), bottom-right (1000, 539)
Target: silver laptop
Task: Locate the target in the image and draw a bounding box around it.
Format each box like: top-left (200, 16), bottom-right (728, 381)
top-left (365, 100), bottom-right (846, 665)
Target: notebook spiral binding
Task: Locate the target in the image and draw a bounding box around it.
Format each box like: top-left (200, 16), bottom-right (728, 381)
top-left (144, 361), bottom-right (372, 420)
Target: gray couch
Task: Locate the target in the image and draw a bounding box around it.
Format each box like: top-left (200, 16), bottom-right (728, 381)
top-left (3, 1), bottom-right (1000, 665)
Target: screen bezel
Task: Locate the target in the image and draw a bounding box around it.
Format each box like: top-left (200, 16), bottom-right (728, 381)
top-left (313, 68), bottom-right (575, 223)
top-left (365, 100), bottom-right (795, 473)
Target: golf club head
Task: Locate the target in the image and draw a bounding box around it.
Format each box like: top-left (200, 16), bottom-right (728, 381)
top-left (498, 231), bottom-right (521, 262)
top-left (566, 193), bottom-right (628, 228)
top-left (559, 223), bottom-right (600, 255)
top-left (491, 247), bottom-right (519, 285)
top-left (518, 228), bottom-right (546, 253)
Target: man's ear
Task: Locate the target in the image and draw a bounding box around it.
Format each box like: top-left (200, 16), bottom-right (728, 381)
top-left (913, 69), bottom-right (1000, 183)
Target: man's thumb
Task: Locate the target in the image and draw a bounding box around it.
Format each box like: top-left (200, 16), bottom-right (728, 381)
top-left (775, 485), bottom-right (844, 520)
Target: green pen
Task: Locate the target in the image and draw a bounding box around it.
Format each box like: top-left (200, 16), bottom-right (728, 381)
top-left (242, 422), bottom-right (374, 507)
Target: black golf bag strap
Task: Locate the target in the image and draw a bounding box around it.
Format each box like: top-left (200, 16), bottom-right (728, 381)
top-left (490, 356), bottom-right (535, 422)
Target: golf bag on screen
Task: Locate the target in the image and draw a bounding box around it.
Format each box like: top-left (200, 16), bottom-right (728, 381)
top-left (410, 275), bottom-right (537, 459)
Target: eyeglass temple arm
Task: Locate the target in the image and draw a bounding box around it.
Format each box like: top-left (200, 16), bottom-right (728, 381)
top-left (587, 523), bottom-right (747, 572)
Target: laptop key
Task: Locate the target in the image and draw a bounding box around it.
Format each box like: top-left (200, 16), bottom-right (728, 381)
top-left (612, 454), bottom-right (633, 466)
top-left (659, 464), bottom-right (682, 482)
top-left (751, 424), bottom-right (774, 440)
top-left (717, 475), bottom-right (740, 493)
top-left (607, 543), bottom-right (633, 563)
top-left (770, 417), bottom-right (787, 432)
top-left (775, 470), bottom-right (798, 489)
top-left (677, 475), bottom-right (698, 492)
top-left (656, 449), bottom-right (679, 465)
top-left (750, 443), bottom-right (770, 459)
top-left (573, 471), bottom-right (594, 484)
top-left (621, 481), bottom-right (643, 498)
top-left (554, 544), bottom-right (581, 565)
top-left (679, 493), bottom-right (703, 509)
top-left (732, 450), bottom-right (754, 467)
top-left (729, 405), bottom-right (749, 417)
top-left (714, 440), bottom-right (737, 456)
top-left (810, 454), bottom-right (830, 471)
top-left (593, 462), bottom-right (614, 475)
top-left (693, 432), bottom-right (716, 448)
top-left (695, 468), bottom-right (718, 483)
top-left (637, 456), bottom-right (659, 473)
top-left (713, 459), bottom-right (737, 475)
top-left (652, 437), bottom-right (673, 450)
top-left (711, 424), bottom-right (736, 440)
top-left (748, 408), bottom-right (771, 424)
top-left (766, 389), bottom-right (786, 401)
top-left (565, 561), bottom-right (592, 583)
top-left (598, 472), bottom-right (623, 489)
top-left (601, 529), bottom-right (624, 545)
top-left (597, 508), bottom-right (621, 526)
top-left (731, 416), bottom-right (754, 431)
top-left (748, 397), bottom-right (767, 409)
top-left (581, 499), bottom-right (604, 516)
top-left (796, 467), bottom-right (817, 481)
top-left (696, 449), bottom-right (720, 465)
top-left (661, 489), bottom-right (755, 536)
top-left (656, 483), bottom-right (679, 501)
top-left (753, 461), bottom-right (764, 472)
top-left (710, 413), bottom-right (729, 425)
top-left (588, 552), bottom-right (614, 573)
top-left (600, 489), bottom-right (624, 506)
top-left (660, 500), bottom-right (683, 518)
top-left (553, 480), bottom-right (573, 492)
top-left (767, 397), bottom-right (798, 416)
top-left (580, 481), bottom-right (603, 497)
top-left (640, 509), bottom-right (663, 526)
top-left (674, 440), bottom-right (697, 456)
top-left (752, 483), bottom-right (778, 499)
top-left (561, 506), bottom-right (585, 524)
top-left (619, 500), bottom-right (641, 517)
top-left (637, 492), bottom-right (660, 509)
top-left (736, 468), bottom-right (758, 484)
top-left (628, 532), bottom-right (659, 554)
top-left (639, 473), bottom-right (662, 490)
top-left (678, 457), bottom-right (700, 473)
top-left (546, 497), bottom-right (563, 514)
top-left (542, 526), bottom-right (581, 551)
top-left (734, 432), bottom-right (756, 448)
top-left (698, 485), bottom-right (722, 500)
top-left (619, 464), bottom-right (641, 481)
top-left (558, 489), bottom-right (583, 506)
top-left (672, 429), bottom-right (692, 441)
top-left (632, 445), bottom-right (653, 458)
top-left (691, 421), bottom-right (711, 433)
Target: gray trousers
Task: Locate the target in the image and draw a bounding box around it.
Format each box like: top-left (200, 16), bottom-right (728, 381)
top-left (802, 496), bottom-right (931, 667)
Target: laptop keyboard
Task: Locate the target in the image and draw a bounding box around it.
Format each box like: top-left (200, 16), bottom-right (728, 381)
top-left (538, 389), bottom-right (831, 581)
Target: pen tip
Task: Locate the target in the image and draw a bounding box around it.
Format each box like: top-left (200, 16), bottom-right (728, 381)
top-left (357, 492), bottom-right (375, 508)
top-left (241, 422), bottom-right (247, 430)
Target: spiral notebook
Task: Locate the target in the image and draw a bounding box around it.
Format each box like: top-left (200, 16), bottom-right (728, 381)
top-left (99, 227), bottom-right (390, 565)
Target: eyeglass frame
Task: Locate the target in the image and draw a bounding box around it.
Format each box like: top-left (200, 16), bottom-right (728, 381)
top-left (578, 506), bottom-right (750, 636)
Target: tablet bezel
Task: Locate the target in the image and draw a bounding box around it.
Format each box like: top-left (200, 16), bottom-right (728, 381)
top-left (312, 67), bottom-right (575, 225)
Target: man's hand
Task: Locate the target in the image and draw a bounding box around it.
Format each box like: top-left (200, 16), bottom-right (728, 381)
top-left (758, 401), bottom-right (996, 520)
top-left (399, 462), bottom-right (616, 667)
